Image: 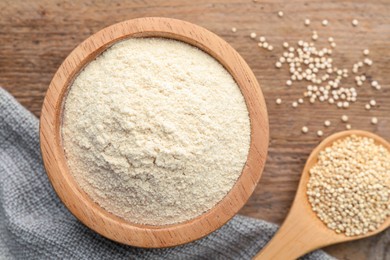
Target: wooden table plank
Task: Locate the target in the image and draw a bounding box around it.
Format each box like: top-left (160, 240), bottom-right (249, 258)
top-left (1, 0), bottom-right (389, 259)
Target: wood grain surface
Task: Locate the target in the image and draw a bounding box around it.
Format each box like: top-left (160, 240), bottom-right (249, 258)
top-left (1, 0), bottom-right (389, 258)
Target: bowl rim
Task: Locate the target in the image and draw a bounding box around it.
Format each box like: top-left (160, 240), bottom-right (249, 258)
top-left (40, 17), bottom-right (269, 248)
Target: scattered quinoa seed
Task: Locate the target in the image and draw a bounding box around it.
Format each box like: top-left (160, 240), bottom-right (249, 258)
top-left (302, 126), bottom-right (309, 133)
top-left (371, 117), bottom-right (378, 125)
top-left (341, 115), bottom-right (349, 122)
top-left (324, 120), bottom-right (331, 127)
top-left (292, 101), bottom-right (298, 108)
top-left (276, 98), bottom-right (282, 105)
top-left (317, 130), bottom-right (324, 137)
top-left (250, 32), bottom-right (257, 39)
top-left (345, 124), bottom-right (351, 130)
top-left (352, 19), bottom-right (359, 26)
top-left (231, 27), bottom-right (237, 33)
top-left (278, 11), bottom-right (284, 17)
top-left (370, 99), bottom-right (376, 106)
top-left (253, 19), bottom-right (380, 122)
top-left (364, 58), bottom-right (373, 66)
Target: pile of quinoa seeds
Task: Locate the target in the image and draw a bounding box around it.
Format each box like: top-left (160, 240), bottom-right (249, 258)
top-left (233, 13), bottom-right (384, 136)
top-left (307, 135), bottom-right (390, 236)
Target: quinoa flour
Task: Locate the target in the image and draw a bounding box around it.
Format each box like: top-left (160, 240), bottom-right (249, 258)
top-left (62, 38), bottom-right (251, 225)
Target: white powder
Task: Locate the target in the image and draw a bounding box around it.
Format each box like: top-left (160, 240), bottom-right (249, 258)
top-left (62, 38), bottom-right (250, 225)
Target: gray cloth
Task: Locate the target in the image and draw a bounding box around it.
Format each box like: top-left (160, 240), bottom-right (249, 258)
top-left (0, 87), bottom-right (332, 259)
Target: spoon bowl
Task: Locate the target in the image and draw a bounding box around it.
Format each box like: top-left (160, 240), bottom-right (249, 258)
top-left (254, 130), bottom-right (390, 259)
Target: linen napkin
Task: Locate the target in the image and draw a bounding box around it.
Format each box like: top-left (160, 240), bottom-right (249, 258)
top-left (0, 87), bottom-right (333, 259)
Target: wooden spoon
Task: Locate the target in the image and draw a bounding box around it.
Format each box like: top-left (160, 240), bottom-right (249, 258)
top-left (254, 130), bottom-right (390, 260)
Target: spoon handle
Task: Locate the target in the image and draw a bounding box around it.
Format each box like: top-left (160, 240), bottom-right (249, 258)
top-left (253, 200), bottom-right (332, 260)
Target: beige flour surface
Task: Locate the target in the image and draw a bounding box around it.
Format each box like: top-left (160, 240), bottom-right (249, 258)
top-left (62, 38), bottom-right (250, 225)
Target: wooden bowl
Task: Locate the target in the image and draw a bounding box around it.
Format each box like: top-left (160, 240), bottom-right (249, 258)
top-left (40, 17), bottom-right (269, 248)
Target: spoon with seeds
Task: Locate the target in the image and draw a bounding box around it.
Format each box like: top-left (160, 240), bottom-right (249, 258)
top-left (254, 130), bottom-right (390, 260)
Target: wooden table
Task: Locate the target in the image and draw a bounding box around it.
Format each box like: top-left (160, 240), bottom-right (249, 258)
top-left (1, 0), bottom-right (389, 259)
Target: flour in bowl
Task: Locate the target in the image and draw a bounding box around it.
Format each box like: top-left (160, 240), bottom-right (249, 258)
top-left (62, 38), bottom-right (250, 225)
